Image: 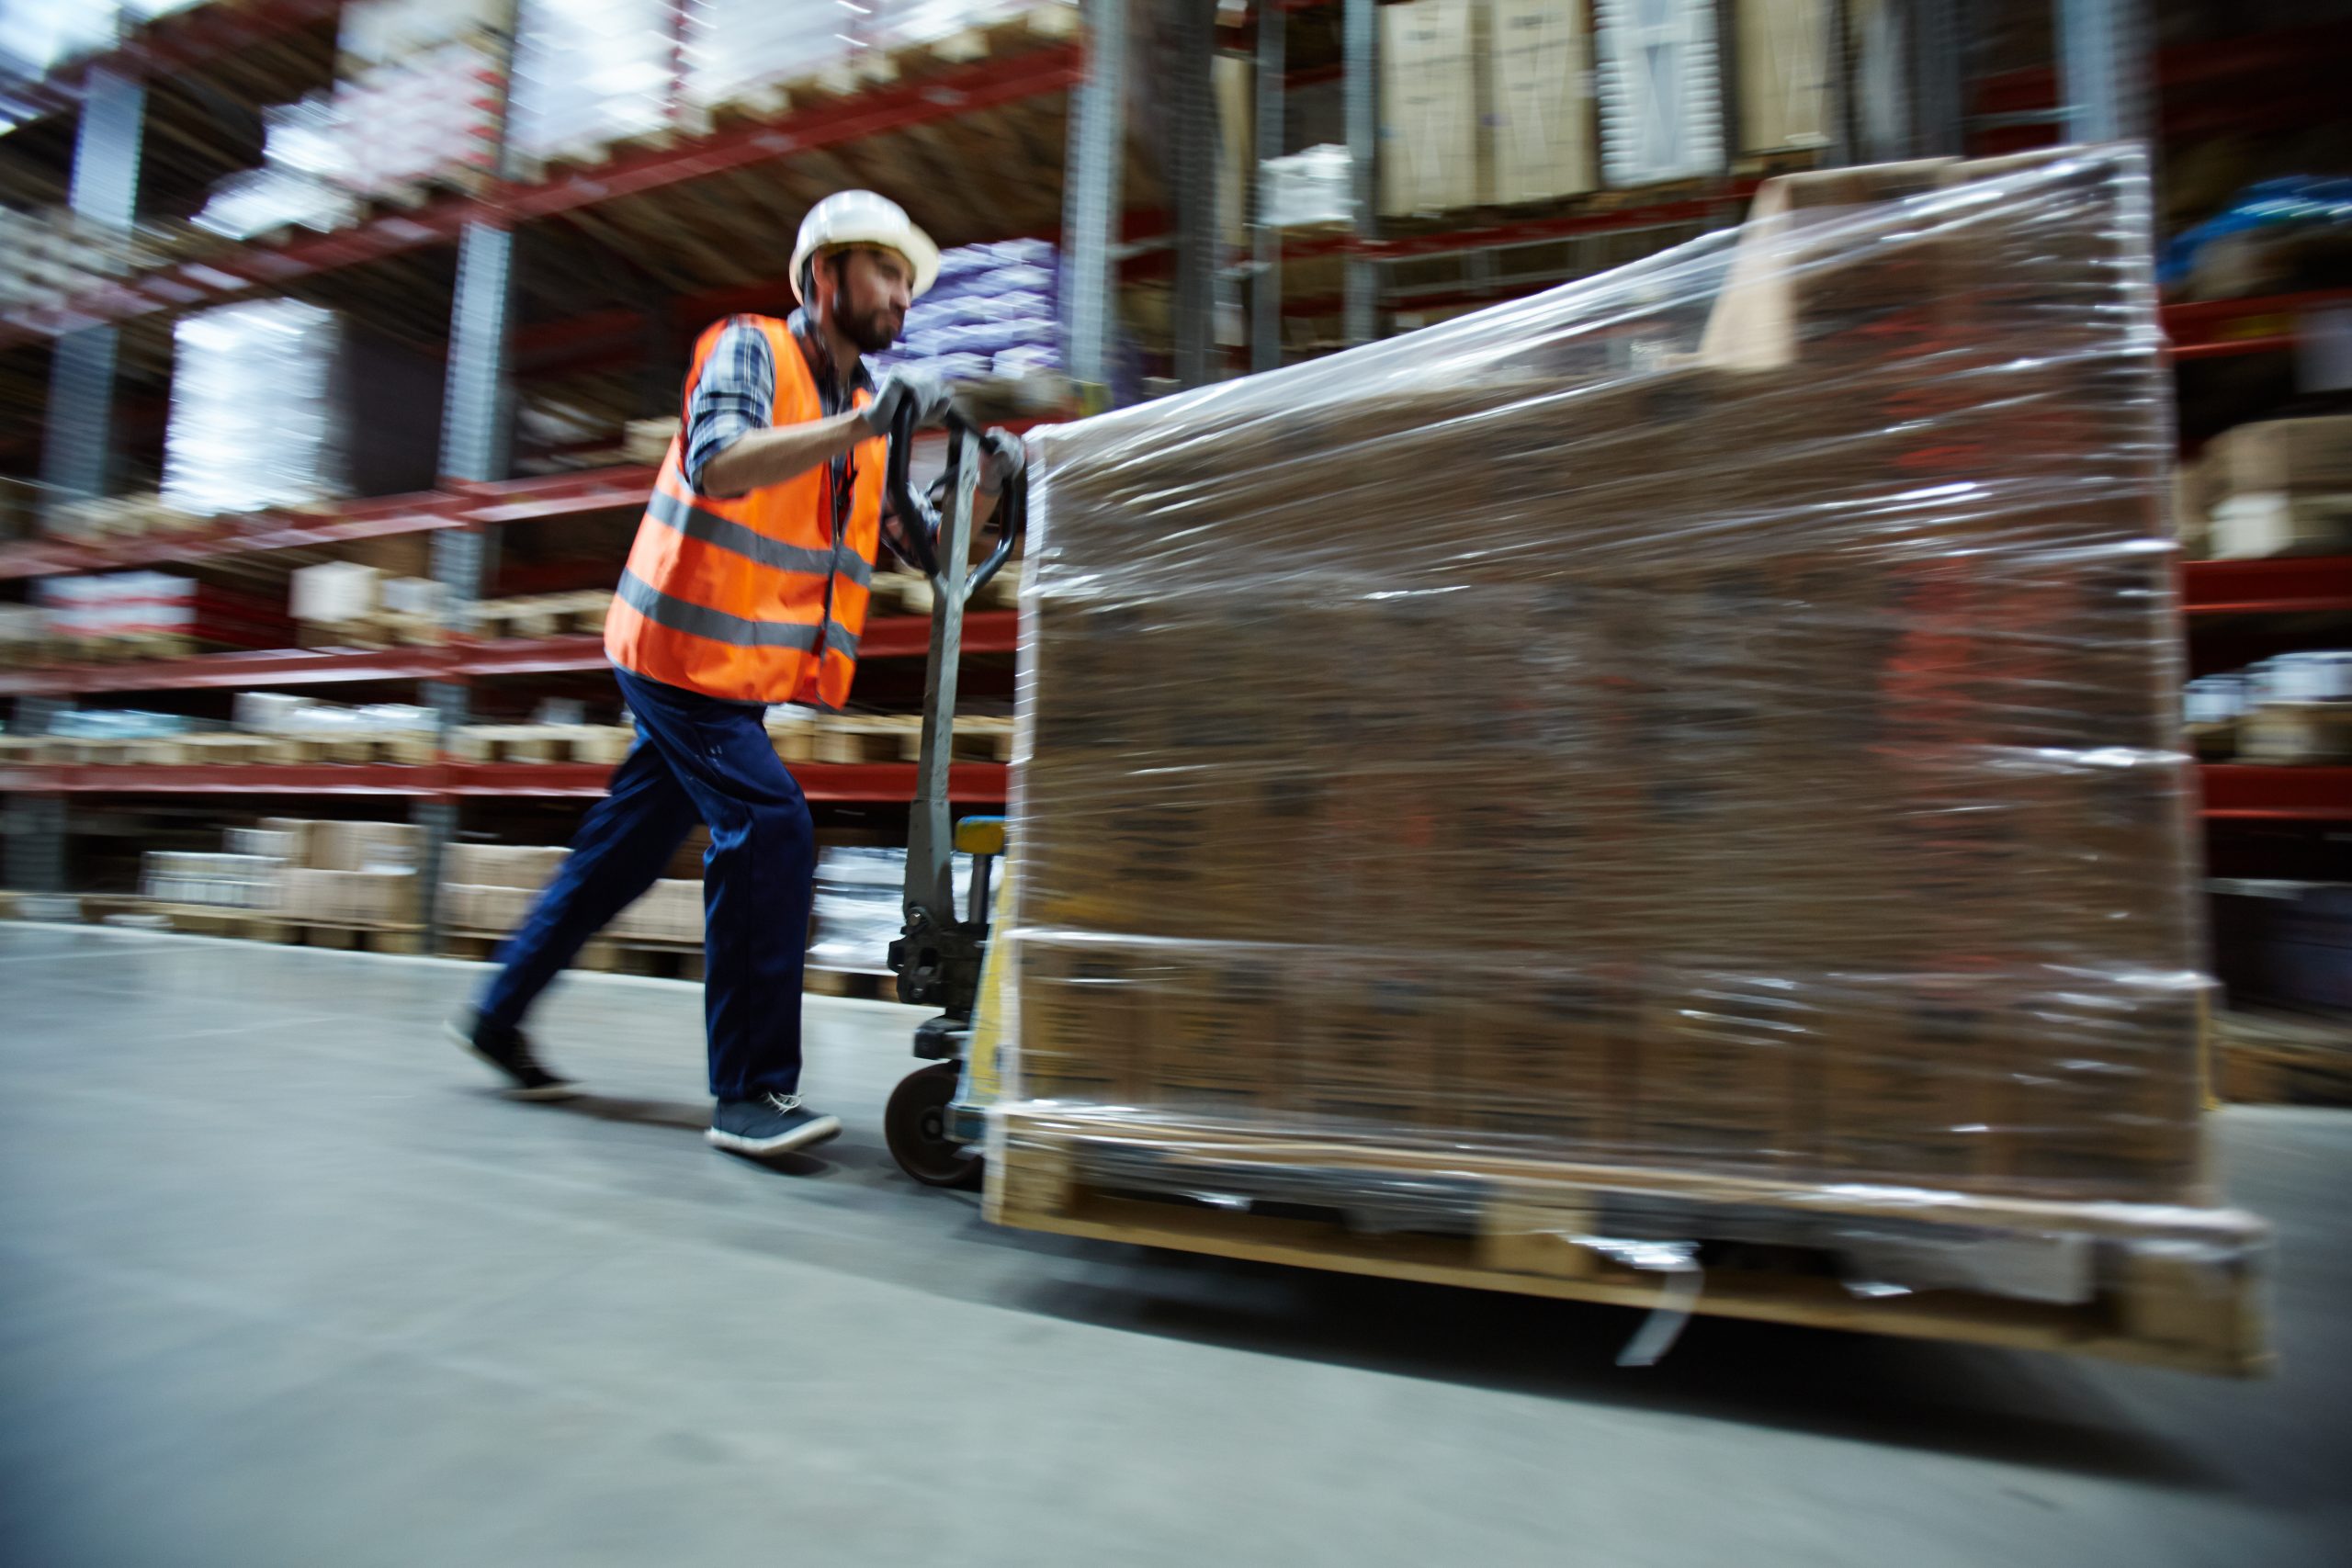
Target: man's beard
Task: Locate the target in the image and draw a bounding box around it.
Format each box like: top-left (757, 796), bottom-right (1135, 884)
top-left (842, 307), bottom-right (899, 355)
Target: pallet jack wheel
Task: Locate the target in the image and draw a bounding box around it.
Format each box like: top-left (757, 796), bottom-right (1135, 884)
top-left (885, 1061), bottom-right (983, 1190)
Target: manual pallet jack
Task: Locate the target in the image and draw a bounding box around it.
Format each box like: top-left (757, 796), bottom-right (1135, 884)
top-left (877, 400), bottom-right (1023, 1187)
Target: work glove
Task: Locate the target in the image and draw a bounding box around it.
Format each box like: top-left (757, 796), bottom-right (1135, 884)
top-left (863, 368), bottom-right (955, 437)
top-left (977, 428), bottom-right (1025, 496)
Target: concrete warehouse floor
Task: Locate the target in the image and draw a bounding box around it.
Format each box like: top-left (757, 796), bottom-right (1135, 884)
top-left (2, 924), bottom-right (2347, 1568)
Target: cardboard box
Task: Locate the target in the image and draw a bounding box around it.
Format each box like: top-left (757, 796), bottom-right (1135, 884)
top-left (1736, 0), bottom-right (1833, 153)
top-left (611, 878), bottom-right (704, 944)
top-left (289, 562), bottom-right (379, 623)
top-left (1380, 0), bottom-right (1479, 216)
top-left (1146, 951), bottom-right (1291, 1116)
top-left (1595, 0), bottom-right (1723, 186)
top-left (1487, 0), bottom-right (1594, 205)
top-left (304, 820), bottom-right (422, 874)
top-left (2209, 492), bottom-right (2352, 560)
top-left (1454, 970), bottom-right (1630, 1153)
top-left (281, 867), bottom-right (417, 925)
top-left (2201, 415), bottom-right (2352, 502)
top-left (443, 842), bottom-right (569, 889)
top-left (1014, 936), bottom-right (1143, 1102)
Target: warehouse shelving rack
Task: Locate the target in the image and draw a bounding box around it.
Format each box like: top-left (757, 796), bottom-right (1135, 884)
top-left (0, 0), bottom-right (1124, 914)
top-left (4, 0), bottom-right (2348, 928)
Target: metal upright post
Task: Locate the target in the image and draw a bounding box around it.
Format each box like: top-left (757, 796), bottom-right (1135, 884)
top-left (17, 69), bottom-right (143, 896)
top-left (1172, 1), bottom-right (1220, 388)
top-left (37, 67), bottom-right (144, 516)
top-left (1909, 0), bottom-right (1966, 157)
top-left (1062, 0), bottom-right (1128, 409)
top-left (1342, 0), bottom-right (1377, 346)
top-left (418, 4), bottom-right (525, 939)
top-left (2059, 0), bottom-right (2150, 144)
top-left (1250, 0), bottom-right (1287, 373)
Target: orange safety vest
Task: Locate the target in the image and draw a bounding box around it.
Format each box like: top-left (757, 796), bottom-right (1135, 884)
top-left (605, 313), bottom-right (886, 709)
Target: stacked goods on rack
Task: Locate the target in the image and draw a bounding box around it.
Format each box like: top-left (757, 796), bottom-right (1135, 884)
top-left (141, 828), bottom-right (298, 913)
top-left (1373, 0), bottom-right (1828, 220)
top-left (0, 208), bottom-right (164, 316)
top-left (681, 0), bottom-right (864, 117)
top-left (441, 843), bottom-right (571, 942)
top-left (509, 0), bottom-right (684, 168)
top-left (0, 607), bottom-right (49, 667)
top-left (232, 694), bottom-right (441, 764)
top-left (191, 98), bottom-right (365, 241)
top-left (2230, 654), bottom-right (2352, 764)
top-left (2159, 176), bottom-right (2352, 302)
top-left (994, 148), bottom-right (2268, 1371)
top-left (35, 492), bottom-right (209, 543)
top-left (291, 562), bottom-right (450, 649)
top-left (160, 300), bottom-right (445, 523)
top-left (874, 239), bottom-right (1064, 393)
top-left (274, 818), bottom-right (424, 939)
top-left (2177, 415), bottom-right (2352, 561)
top-left (34, 573), bottom-right (293, 660)
top-left (140, 819), bottom-right (424, 946)
top-left (332, 0), bottom-right (509, 201)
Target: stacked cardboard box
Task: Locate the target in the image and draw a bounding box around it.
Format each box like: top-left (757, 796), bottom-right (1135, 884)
top-left (2196, 416), bottom-right (2352, 560)
top-left (610, 879), bottom-right (705, 945)
top-left (268, 818), bottom-right (423, 928)
top-left (1011, 147), bottom-right (2208, 1208)
top-left (441, 843), bottom-right (571, 935)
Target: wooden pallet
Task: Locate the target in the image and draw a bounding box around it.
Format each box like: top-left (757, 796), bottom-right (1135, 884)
top-left (295, 615), bottom-right (446, 649)
top-left (449, 724), bottom-right (634, 765)
top-left (812, 716), bottom-right (921, 764)
top-left (270, 920), bottom-right (425, 955)
top-left (803, 965), bottom-right (905, 1002)
top-left (876, 566), bottom-right (1023, 616)
top-left (470, 591), bottom-right (614, 641)
top-left (277, 733), bottom-right (440, 766)
top-left (2218, 1010), bottom-right (2352, 1107)
top-left (987, 1114), bottom-right (2273, 1377)
top-left (144, 903), bottom-right (285, 941)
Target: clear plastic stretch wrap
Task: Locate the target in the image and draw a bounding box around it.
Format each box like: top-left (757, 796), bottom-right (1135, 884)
top-left (998, 149), bottom-right (2251, 1285)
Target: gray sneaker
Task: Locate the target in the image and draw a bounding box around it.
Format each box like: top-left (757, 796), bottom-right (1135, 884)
top-left (707, 1092), bottom-right (842, 1157)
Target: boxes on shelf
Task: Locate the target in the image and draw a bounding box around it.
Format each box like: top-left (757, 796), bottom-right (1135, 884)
top-left (140, 852), bottom-right (284, 911)
top-left (1379, 0), bottom-right (1479, 216)
top-left (1596, 0), bottom-right (1724, 186)
top-left (509, 0), bottom-right (684, 166)
top-left (2201, 415), bottom-right (2352, 559)
top-left (680, 0), bottom-right (860, 112)
top-left (610, 878), bottom-right (705, 945)
top-left (34, 573), bottom-right (290, 656)
top-left (163, 300), bottom-right (445, 518)
top-left (874, 238), bottom-right (1062, 388)
top-left (1008, 148), bottom-right (2220, 1277)
top-left (1258, 145), bottom-right (1353, 230)
top-left (1736, 0), bottom-right (1834, 155)
top-left (267, 818), bottom-right (422, 927)
top-left (332, 0), bottom-right (506, 199)
top-left (441, 842), bottom-right (571, 934)
top-left (1487, 0), bottom-right (1595, 206)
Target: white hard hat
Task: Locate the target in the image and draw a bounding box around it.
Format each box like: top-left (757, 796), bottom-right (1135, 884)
top-left (790, 190), bottom-right (940, 302)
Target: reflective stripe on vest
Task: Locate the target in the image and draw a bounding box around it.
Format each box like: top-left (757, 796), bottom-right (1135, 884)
top-left (603, 313), bottom-right (887, 708)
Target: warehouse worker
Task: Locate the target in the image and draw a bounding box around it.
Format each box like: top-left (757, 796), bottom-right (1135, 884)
top-left (447, 190), bottom-right (1021, 1159)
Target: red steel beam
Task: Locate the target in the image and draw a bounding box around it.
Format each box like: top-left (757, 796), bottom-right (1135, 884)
top-left (2179, 557), bottom-right (2352, 616)
top-left (2199, 765), bottom-right (2352, 822)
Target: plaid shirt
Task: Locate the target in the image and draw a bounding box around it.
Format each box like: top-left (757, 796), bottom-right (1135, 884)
top-left (681, 316), bottom-right (914, 560)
